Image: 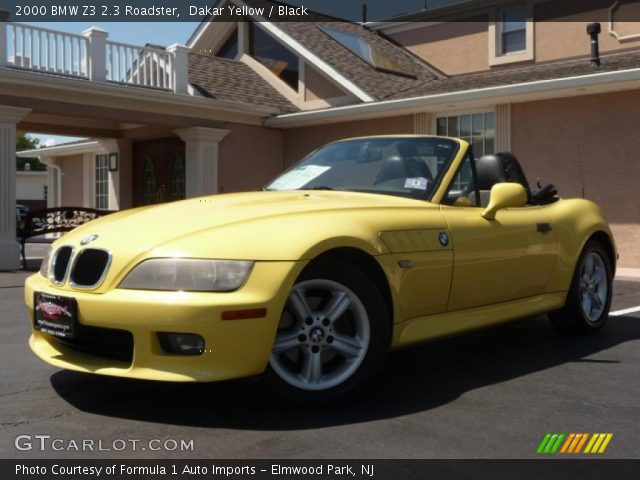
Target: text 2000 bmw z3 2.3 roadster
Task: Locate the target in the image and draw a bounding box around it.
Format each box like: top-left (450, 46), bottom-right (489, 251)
top-left (25, 136), bottom-right (616, 400)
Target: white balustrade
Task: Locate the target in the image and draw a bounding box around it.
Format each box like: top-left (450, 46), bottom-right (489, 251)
top-left (1, 21), bottom-right (188, 93)
top-left (5, 23), bottom-right (88, 78)
top-left (106, 40), bottom-right (173, 90)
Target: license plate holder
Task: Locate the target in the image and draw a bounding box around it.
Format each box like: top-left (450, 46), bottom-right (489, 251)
top-left (33, 292), bottom-right (77, 339)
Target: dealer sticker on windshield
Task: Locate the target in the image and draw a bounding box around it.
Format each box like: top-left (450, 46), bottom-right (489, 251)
top-left (268, 165), bottom-right (331, 190)
top-left (404, 177), bottom-right (429, 190)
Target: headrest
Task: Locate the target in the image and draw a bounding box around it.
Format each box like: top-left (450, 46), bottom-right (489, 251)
top-left (397, 141), bottom-right (418, 157)
top-left (475, 155), bottom-right (507, 190)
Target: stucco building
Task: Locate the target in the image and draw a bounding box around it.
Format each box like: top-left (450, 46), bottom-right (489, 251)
top-left (3, 0), bottom-right (640, 269)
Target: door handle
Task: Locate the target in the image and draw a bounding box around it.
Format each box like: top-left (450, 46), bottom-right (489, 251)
top-left (536, 223), bottom-right (552, 233)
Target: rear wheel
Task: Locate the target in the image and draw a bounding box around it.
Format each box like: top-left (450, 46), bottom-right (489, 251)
top-left (265, 260), bottom-right (390, 401)
top-left (550, 240), bottom-right (613, 334)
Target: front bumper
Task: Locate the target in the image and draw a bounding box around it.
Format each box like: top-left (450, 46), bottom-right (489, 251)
top-left (24, 261), bottom-right (303, 382)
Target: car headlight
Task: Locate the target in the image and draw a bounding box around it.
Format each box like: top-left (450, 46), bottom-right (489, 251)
top-left (119, 259), bottom-right (254, 292)
top-left (39, 249), bottom-right (52, 278)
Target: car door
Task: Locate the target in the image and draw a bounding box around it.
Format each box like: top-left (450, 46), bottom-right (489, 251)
top-left (439, 155), bottom-right (559, 311)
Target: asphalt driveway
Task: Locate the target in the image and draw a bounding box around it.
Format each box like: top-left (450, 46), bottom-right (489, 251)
top-left (1, 269), bottom-right (639, 459)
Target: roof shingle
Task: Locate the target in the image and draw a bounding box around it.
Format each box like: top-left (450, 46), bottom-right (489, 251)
top-left (188, 53), bottom-right (298, 113)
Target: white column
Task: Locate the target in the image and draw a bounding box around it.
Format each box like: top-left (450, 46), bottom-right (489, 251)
top-left (166, 44), bottom-right (191, 94)
top-left (0, 106), bottom-right (31, 270)
top-left (414, 113), bottom-right (433, 134)
top-left (495, 104), bottom-right (512, 153)
top-left (82, 27), bottom-right (108, 82)
top-left (174, 127), bottom-right (230, 198)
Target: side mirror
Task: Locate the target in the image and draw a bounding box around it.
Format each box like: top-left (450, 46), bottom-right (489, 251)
top-left (481, 183), bottom-right (527, 220)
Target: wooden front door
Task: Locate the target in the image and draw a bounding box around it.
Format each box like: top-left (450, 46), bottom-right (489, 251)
top-left (132, 138), bottom-right (186, 207)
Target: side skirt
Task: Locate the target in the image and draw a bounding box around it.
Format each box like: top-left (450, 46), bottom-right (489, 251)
top-left (391, 292), bottom-right (567, 349)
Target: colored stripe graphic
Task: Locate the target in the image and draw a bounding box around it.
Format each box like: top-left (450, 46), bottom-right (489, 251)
top-left (585, 433), bottom-right (614, 454)
top-left (560, 434), bottom-right (575, 453)
top-left (539, 433), bottom-right (613, 454)
top-left (537, 434), bottom-right (552, 454)
top-left (537, 433), bottom-right (565, 454)
top-left (574, 433), bottom-right (589, 453)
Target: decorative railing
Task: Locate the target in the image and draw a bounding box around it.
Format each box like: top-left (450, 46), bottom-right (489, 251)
top-left (0, 19), bottom-right (189, 93)
top-left (5, 23), bottom-right (88, 77)
top-left (106, 39), bottom-right (173, 89)
top-left (16, 207), bottom-right (115, 269)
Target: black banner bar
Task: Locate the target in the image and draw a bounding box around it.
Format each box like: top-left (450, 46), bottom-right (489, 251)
top-left (3, 459), bottom-right (640, 480)
top-left (0, 0), bottom-right (640, 23)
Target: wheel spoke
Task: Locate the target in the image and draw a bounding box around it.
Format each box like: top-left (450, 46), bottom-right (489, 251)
top-left (288, 288), bottom-right (313, 323)
top-left (301, 351), bottom-right (322, 384)
top-left (330, 333), bottom-right (362, 359)
top-left (272, 331), bottom-right (301, 354)
top-left (592, 267), bottom-right (604, 286)
top-left (583, 254), bottom-right (595, 276)
top-left (323, 292), bottom-right (352, 323)
top-left (581, 294), bottom-right (592, 317)
top-left (591, 292), bottom-right (603, 310)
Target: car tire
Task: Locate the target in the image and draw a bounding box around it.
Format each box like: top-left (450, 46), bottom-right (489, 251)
top-left (549, 240), bottom-right (613, 334)
top-left (264, 259), bottom-right (390, 402)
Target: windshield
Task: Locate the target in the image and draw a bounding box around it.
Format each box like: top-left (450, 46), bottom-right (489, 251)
top-left (266, 137), bottom-right (459, 200)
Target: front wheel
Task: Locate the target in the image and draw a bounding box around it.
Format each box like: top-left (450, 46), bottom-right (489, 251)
top-left (265, 260), bottom-right (390, 401)
top-left (550, 240), bottom-right (613, 334)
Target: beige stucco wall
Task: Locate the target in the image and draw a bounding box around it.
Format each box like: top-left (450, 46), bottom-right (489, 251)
top-left (390, 20), bottom-right (489, 75)
top-left (304, 64), bottom-right (347, 102)
top-left (511, 90), bottom-right (640, 267)
top-left (283, 115), bottom-right (414, 166)
top-left (535, 22), bottom-right (640, 63)
top-left (219, 123), bottom-right (284, 192)
top-left (56, 154), bottom-right (84, 207)
top-left (390, 15), bottom-right (640, 75)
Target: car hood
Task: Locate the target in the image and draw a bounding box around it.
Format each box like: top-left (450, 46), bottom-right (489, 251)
top-left (55, 190), bottom-right (443, 287)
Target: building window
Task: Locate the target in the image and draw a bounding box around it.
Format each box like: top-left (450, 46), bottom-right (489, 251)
top-left (249, 23), bottom-right (299, 90)
top-left (43, 185), bottom-right (48, 201)
top-left (436, 112), bottom-right (495, 157)
top-left (142, 157), bottom-right (157, 205)
top-left (95, 154), bottom-right (109, 210)
top-left (489, 2), bottom-right (534, 66)
top-left (217, 28), bottom-right (238, 59)
top-left (501, 6), bottom-right (527, 54)
top-left (169, 155), bottom-right (186, 201)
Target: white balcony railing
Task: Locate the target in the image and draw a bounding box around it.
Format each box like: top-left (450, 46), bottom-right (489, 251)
top-left (106, 39), bottom-right (173, 90)
top-left (6, 23), bottom-right (88, 78)
top-left (0, 19), bottom-right (190, 93)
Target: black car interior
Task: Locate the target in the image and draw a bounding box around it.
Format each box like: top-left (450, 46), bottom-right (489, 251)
top-left (469, 153), bottom-right (558, 207)
top-left (374, 141), bottom-right (435, 185)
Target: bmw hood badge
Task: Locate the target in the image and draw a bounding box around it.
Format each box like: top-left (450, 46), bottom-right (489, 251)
top-left (80, 234), bottom-right (99, 246)
top-left (438, 231), bottom-right (449, 247)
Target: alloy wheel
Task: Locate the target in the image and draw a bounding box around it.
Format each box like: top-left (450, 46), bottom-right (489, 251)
top-left (578, 251), bottom-right (608, 323)
top-left (269, 279), bottom-right (371, 391)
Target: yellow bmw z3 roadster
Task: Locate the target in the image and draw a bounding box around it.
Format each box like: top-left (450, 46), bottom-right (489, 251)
top-left (25, 136), bottom-right (616, 400)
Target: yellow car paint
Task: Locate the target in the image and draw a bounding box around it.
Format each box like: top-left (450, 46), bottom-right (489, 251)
top-left (24, 136), bottom-right (616, 383)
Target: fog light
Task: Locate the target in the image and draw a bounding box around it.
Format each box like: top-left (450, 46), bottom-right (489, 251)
top-left (157, 333), bottom-right (205, 356)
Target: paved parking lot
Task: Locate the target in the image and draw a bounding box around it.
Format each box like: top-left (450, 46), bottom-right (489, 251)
top-left (1, 266), bottom-right (639, 459)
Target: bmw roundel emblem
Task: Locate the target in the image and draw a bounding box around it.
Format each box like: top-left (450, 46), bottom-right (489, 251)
top-left (438, 231), bottom-right (449, 247)
top-left (80, 234), bottom-right (99, 246)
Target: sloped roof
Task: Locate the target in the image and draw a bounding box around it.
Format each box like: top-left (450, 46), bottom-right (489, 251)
top-left (188, 53), bottom-right (298, 113)
top-left (278, 21), bottom-right (445, 101)
top-left (385, 49), bottom-right (640, 100)
top-left (220, 0), bottom-right (445, 101)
